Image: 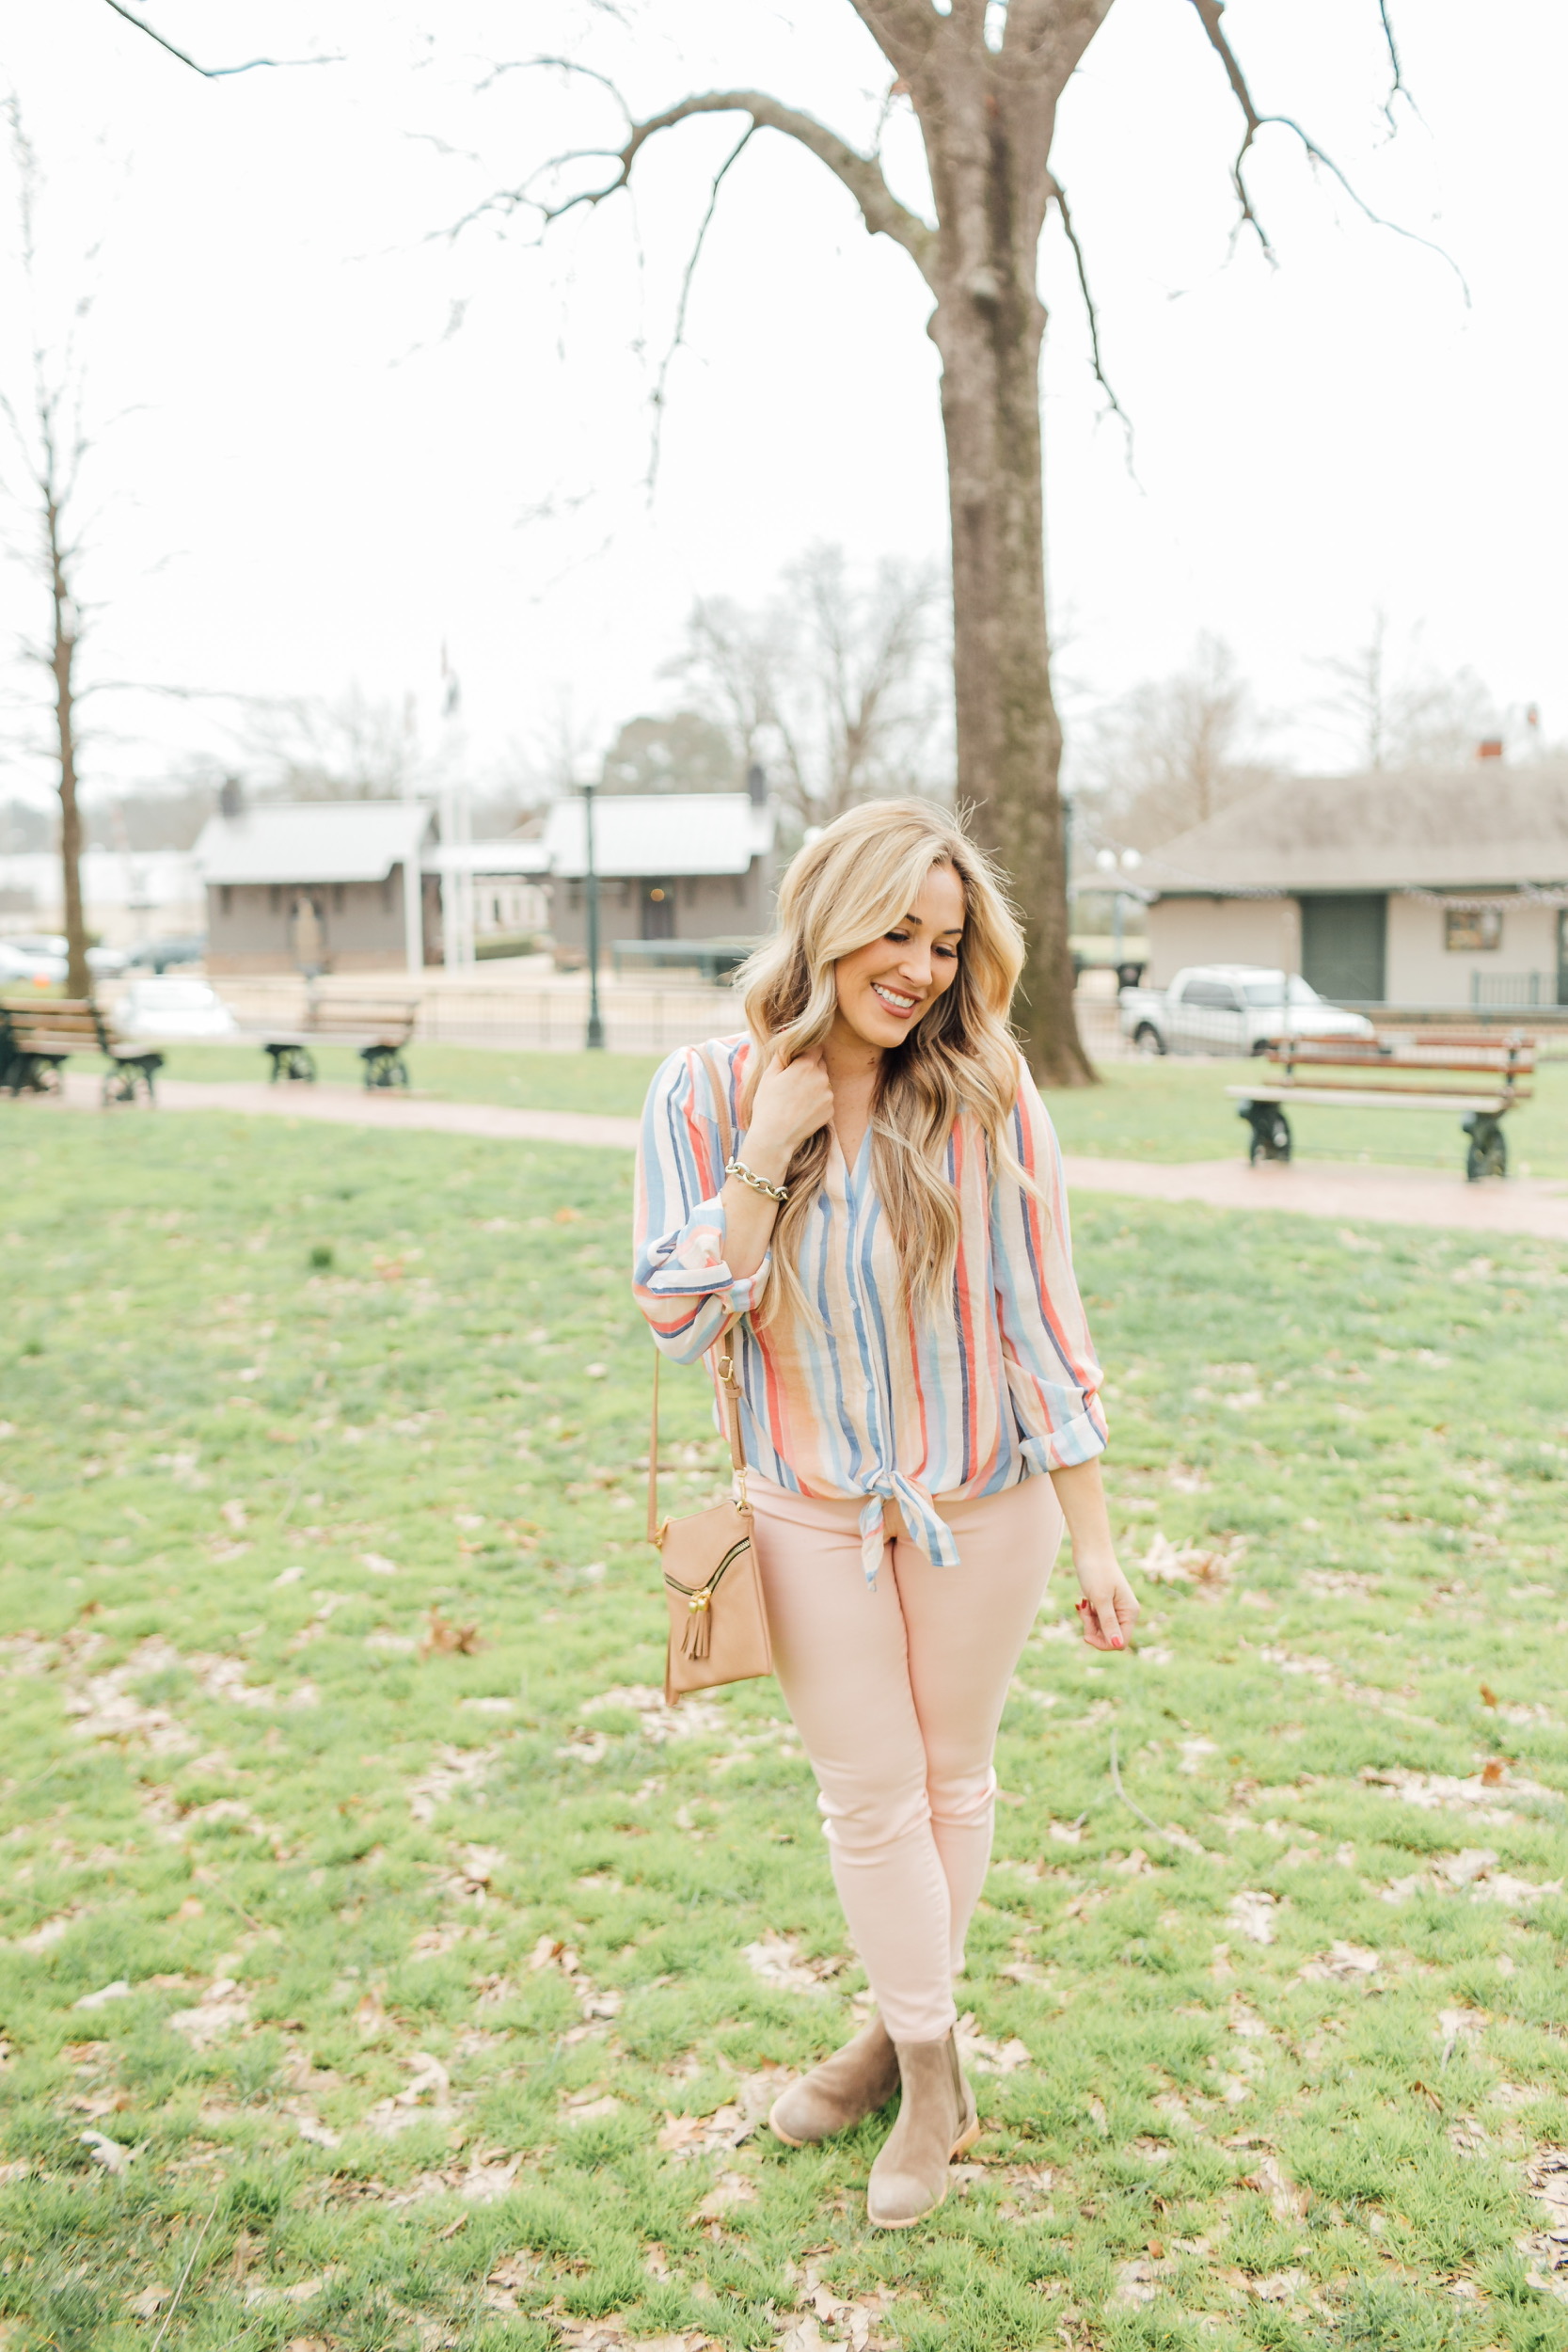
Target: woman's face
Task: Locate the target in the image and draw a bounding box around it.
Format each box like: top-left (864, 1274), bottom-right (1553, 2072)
top-left (832, 862), bottom-right (966, 1052)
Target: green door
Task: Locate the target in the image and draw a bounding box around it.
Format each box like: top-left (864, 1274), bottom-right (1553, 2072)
top-left (1300, 894), bottom-right (1387, 1004)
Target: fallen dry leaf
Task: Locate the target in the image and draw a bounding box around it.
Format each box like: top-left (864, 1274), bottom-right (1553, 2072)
top-left (692, 2170), bottom-right (757, 2222)
top-left (739, 1932), bottom-right (845, 1993)
top-left (1244, 2153), bottom-right (1310, 2221)
top-left (1299, 1941), bottom-right (1381, 1982)
top-left (72, 1979), bottom-right (132, 2010)
top-left (1227, 1891), bottom-right (1278, 1946)
top-left (166, 1979), bottom-right (251, 2047)
top-left (957, 2015), bottom-right (1031, 2074)
top-left (420, 1607), bottom-right (483, 1660)
top-left (564, 2093), bottom-right (622, 2122)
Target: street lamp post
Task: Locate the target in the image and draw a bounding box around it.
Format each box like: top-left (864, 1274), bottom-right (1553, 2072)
top-left (582, 778), bottom-right (605, 1050)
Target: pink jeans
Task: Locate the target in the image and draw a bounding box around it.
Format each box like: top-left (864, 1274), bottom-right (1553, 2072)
top-left (747, 1471), bottom-right (1063, 2042)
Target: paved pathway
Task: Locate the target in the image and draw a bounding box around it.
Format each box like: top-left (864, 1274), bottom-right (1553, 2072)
top-left (49, 1073), bottom-right (1568, 1242)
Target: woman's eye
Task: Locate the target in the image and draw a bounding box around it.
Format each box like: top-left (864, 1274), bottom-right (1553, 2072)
top-left (885, 930), bottom-right (910, 944)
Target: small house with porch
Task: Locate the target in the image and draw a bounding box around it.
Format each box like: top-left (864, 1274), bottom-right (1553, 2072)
top-left (1135, 765), bottom-right (1568, 1009)
top-left (196, 801), bottom-right (442, 976)
top-left (544, 786), bottom-right (776, 973)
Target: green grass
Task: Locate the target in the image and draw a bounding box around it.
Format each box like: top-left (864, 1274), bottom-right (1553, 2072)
top-left (2, 1107), bottom-right (1566, 2350)
top-left (150, 1039), bottom-right (1568, 1177)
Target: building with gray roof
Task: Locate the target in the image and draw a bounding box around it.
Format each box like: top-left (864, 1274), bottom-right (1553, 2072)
top-left (1135, 764), bottom-right (1568, 1008)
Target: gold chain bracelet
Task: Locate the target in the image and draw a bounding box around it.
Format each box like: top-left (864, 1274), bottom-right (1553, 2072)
top-left (725, 1155), bottom-right (789, 1204)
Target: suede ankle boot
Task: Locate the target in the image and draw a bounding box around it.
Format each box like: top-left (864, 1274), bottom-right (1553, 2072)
top-left (768, 2015), bottom-right (901, 2148)
top-left (865, 2032), bottom-right (979, 2228)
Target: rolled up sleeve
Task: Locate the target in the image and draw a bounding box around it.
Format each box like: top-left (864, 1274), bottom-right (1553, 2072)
top-left (633, 1044), bottom-right (770, 1364)
top-left (991, 1062), bottom-right (1108, 1471)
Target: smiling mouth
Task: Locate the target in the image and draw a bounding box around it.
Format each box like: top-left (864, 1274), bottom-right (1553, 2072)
top-left (870, 981), bottom-right (921, 1018)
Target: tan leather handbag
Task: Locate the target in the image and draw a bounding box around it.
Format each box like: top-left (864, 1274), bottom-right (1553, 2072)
top-left (645, 1047), bottom-right (773, 1708)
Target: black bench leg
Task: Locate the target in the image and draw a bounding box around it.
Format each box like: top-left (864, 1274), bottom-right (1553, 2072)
top-left (1463, 1112), bottom-right (1507, 1183)
top-left (361, 1046), bottom-right (407, 1089)
top-left (1238, 1100), bottom-right (1291, 1165)
top-left (267, 1045), bottom-right (316, 1084)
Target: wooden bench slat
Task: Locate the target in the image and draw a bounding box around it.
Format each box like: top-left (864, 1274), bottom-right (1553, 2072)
top-left (1267, 1054), bottom-right (1534, 1076)
top-left (1227, 1085), bottom-right (1520, 1113)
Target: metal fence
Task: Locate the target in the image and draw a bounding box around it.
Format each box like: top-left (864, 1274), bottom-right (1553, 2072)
top-left (1469, 971), bottom-right (1564, 1009)
top-left (208, 973), bottom-right (1132, 1064)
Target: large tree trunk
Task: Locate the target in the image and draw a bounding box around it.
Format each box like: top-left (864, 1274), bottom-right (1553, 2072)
top-left (931, 292), bottom-right (1085, 1084)
top-left (48, 501), bottom-right (88, 1000)
top-left (911, 32), bottom-right (1096, 1087)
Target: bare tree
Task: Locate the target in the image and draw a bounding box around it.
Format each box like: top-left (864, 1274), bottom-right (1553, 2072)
top-left (600, 708), bottom-right (739, 795)
top-left (1079, 632), bottom-right (1277, 848)
top-left (1316, 611), bottom-right (1499, 771)
top-left (241, 683), bottom-right (439, 802)
top-left (446, 7), bottom-right (1448, 1080)
top-left (0, 100), bottom-right (100, 995)
top-left (678, 544), bottom-right (947, 833)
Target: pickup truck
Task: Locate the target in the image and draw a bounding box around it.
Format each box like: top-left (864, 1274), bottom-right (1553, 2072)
top-left (1118, 964), bottom-right (1377, 1057)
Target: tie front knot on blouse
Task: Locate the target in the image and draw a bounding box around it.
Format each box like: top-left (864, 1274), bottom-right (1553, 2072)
top-left (633, 1035), bottom-right (1107, 1582)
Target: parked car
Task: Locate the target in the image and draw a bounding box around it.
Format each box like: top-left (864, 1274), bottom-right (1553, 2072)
top-left (0, 939), bottom-right (61, 987)
top-left (0, 933), bottom-right (127, 982)
top-left (1118, 965), bottom-right (1377, 1057)
top-left (123, 934), bottom-right (206, 975)
top-left (113, 976), bottom-right (237, 1041)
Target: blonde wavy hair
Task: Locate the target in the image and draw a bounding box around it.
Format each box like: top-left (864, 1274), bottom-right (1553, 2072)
top-left (736, 799), bottom-right (1035, 1327)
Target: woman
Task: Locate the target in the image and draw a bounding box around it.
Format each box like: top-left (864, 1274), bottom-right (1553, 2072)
top-left (633, 801), bottom-right (1138, 2228)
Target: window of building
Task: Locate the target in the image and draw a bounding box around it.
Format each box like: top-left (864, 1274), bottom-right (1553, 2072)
top-left (219, 884), bottom-right (231, 917)
top-left (332, 883), bottom-right (346, 913)
top-left (1445, 906), bottom-right (1502, 952)
top-left (268, 884), bottom-right (281, 914)
top-left (381, 876), bottom-right (393, 914)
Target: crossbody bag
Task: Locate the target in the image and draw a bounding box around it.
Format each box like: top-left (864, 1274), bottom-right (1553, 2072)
top-left (646, 1046), bottom-right (773, 1707)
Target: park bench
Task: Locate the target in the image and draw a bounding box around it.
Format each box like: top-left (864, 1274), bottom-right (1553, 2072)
top-left (246, 996), bottom-right (417, 1089)
top-left (0, 995), bottom-right (164, 1105)
top-left (1229, 1030), bottom-right (1535, 1182)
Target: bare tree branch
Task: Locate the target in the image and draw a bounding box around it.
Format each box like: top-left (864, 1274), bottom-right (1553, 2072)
top-left (1377, 2), bottom-right (1416, 129)
top-left (1186, 0), bottom-right (1466, 297)
top-left (647, 126), bottom-right (755, 494)
top-left (476, 56), bottom-right (630, 120)
top-left (843, 0), bottom-right (945, 81)
top-left (98, 0), bottom-right (341, 78)
top-left (466, 86), bottom-right (937, 283)
top-left (1046, 173), bottom-right (1132, 456)
top-left (1003, 0), bottom-right (1116, 72)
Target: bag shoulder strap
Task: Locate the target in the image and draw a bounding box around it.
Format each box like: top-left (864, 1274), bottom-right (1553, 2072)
top-left (646, 1041), bottom-right (747, 1547)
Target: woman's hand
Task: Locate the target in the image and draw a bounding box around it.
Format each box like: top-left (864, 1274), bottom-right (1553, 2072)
top-left (743, 1046), bottom-right (834, 1171)
top-left (1074, 1558), bottom-right (1141, 1653)
top-left (1049, 1460), bottom-right (1139, 1653)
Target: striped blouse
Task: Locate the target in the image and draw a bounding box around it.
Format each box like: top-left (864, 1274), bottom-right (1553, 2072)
top-left (633, 1033), bottom-right (1107, 1581)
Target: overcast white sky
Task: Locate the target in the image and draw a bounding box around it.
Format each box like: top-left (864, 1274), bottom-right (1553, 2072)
top-left (1, 0), bottom-right (1564, 808)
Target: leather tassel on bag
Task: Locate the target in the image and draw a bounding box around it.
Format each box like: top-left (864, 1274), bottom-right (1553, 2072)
top-left (682, 1595), bottom-right (712, 1661)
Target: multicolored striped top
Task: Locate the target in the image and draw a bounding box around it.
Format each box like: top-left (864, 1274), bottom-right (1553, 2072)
top-left (633, 1034), bottom-right (1107, 1581)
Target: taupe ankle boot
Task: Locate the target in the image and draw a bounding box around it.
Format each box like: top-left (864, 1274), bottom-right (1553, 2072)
top-left (865, 2032), bottom-right (979, 2228)
top-left (768, 2015), bottom-right (901, 2147)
